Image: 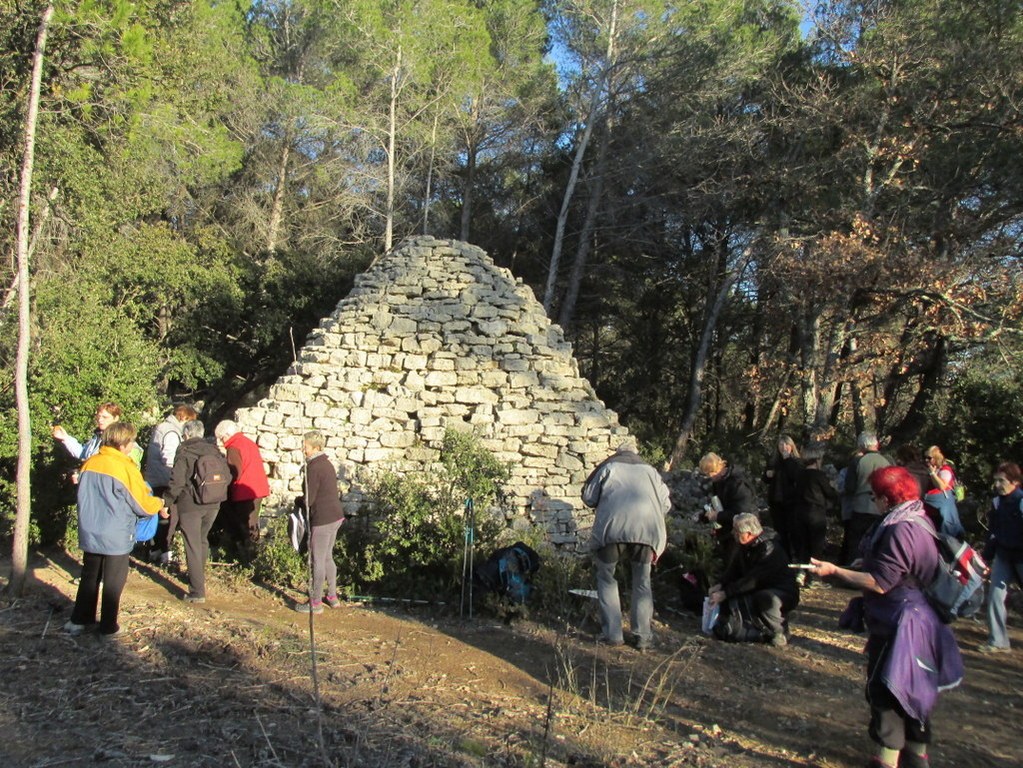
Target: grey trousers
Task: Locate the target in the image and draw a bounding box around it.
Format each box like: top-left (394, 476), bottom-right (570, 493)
top-left (309, 519), bottom-right (343, 601)
top-left (594, 542), bottom-right (654, 644)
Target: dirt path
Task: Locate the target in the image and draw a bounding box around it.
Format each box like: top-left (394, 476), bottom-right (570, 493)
top-left (1, 550), bottom-right (1021, 767)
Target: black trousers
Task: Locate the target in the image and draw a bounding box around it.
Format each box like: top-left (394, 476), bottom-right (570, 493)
top-left (70, 552), bottom-right (130, 634)
top-left (846, 513), bottom-right (880, 564)
top-left (866, 636), bottom-right (931, 749)
top-left (792, 513), bottom-right (828, 564)
top-left (178, 506), bottom-right (219, 597)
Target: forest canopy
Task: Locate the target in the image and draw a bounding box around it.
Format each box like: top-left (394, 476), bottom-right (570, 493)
top-left (2, 0), bottom-right (1023, 534)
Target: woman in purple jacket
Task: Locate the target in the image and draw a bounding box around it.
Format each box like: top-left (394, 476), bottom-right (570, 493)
top-left (810, 466), bottom-right (963, 768)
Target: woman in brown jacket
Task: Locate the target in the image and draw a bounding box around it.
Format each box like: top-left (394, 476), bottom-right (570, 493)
top-left (294, 430), bottom-right (345, 614)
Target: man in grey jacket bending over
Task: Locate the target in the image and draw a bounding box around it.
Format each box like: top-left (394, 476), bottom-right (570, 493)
top-left (582, 441), bottom-right (671, 650)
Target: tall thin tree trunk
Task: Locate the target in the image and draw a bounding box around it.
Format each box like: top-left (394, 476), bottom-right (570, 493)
top-left (423, 111), bottom-right (439, 235)
top-left (459, 100), bottom-right (480, 242)
top-left (266, 137), bottom-right (291, 254)
top-left (9, 3), bottom-right (53, 597)
top-left (543, 0), bottom-right (618, 314)
top-left (558, 118), bottom-right (611, 331)
top-left (797, 308), bottom-right (821, 435)
top-left (668, 248), bottom-right (749, 471)
top-left (2, 185), bottom-right (57, 311)
top-left (385, 46), bottom-right (402, 252)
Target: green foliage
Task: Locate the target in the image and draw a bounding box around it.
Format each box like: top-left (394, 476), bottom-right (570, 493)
top-left (353, 429), bottom-right (508, 599)
top-left (440, 428), bottom-right (512, 510)
top-left (924, 369), bottom-right (1023, 496)
top-left (252, 515), bottom-right (307, 590)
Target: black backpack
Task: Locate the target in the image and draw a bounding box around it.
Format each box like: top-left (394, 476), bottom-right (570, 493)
top-left (474, 542), bottom-right (542, 604)
top-left (192, 452), bottom-right (231, 505)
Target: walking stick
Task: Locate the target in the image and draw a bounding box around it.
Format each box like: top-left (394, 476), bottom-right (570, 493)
top-left (460, 497), bottom-right (475, 619)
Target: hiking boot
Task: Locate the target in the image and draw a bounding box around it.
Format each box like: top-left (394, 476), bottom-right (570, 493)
top-left (769, 633), bottom-right (788, 648)
top-left (628, 634), bottom-right (652, 651)
top-left (899, 750), bottom-right (930, 768)
top-left (294, 600), bottom-right (324, 614)
top-left (324, 595), bottom-right (342, 609)
top-left (596, 633), bottom-right (624, 647)
top-left (159, 551), bottom-right (175, 566)
top-left (183, 594), bottom-right (206, 604)
top-left (977, 643), bottom-right (1010, 654)
top-left (63, 620), bottom-right (86, 636)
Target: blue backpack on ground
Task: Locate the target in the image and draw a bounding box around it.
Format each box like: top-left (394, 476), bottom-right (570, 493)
top-left (474, 542), bottom-right (542, 604)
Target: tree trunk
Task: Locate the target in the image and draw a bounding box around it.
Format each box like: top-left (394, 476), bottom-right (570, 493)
top-left (888, 335), bottom-right (947, 445)
top-left (384, 46), bottom-right (402, 252)
top-left (810, 316), bottom-right (847, 441)
top-left (797, 307), bottom-right (821, 435)
top-left (543, 0), bottom-right (618, 315)
top-left (266, 137), bottom-right (291, 254)
top-left (2, 185), bottom-right (57, 310)
top-left (668, 246), bottom-right (749, 471)
top-left (423, 111), bottom-right (439, 235)
top-left (9, 3), bottom-right (53, 597)
top-left (459, 101), bottom-right (480, 242)
top-left (557, 118), bottom-right (611, 331)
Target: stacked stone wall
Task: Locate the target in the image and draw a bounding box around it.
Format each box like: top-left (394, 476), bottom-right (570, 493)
top-left (235, 237), bottom-right (631, 547)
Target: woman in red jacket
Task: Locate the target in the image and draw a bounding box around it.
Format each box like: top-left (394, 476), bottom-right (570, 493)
top-left (213, 419), bottom-right (269, 552)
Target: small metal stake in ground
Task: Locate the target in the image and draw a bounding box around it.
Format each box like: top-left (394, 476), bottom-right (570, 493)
top-left (460, 498), bottom-right (475, 619)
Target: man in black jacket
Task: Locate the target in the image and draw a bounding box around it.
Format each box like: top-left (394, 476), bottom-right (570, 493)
top-left (708, 513), bottom-right (799, 647)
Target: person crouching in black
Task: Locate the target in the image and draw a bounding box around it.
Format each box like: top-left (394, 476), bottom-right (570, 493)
top-left (707, 513), bottom-right (799, 647)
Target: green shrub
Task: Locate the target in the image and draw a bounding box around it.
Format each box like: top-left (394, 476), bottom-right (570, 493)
top-left (351, 428), bottom-right (509, 600)
top-left (252, 516), bottom-right (307, 590)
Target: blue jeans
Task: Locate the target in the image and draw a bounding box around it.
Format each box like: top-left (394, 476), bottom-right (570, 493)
top-left (986, 553), bottom-right (1023, 648)
top-left (593, 543), bottom-right (653, 644)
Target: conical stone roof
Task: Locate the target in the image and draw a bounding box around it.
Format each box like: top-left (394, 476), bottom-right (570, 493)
top-left (235, 237), bottom-right (631, 546)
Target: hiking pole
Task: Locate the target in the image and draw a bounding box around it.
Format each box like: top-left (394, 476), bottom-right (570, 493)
top-left (461, 497), bottom-right (475, 620)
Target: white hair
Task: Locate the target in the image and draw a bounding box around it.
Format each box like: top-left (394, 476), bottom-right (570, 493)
top-left (733, 513), bottom-right (763, 537)
top-left (214, 419), bottom-right (240, 441)
top-left (857, 431), bottom-right (880, 451)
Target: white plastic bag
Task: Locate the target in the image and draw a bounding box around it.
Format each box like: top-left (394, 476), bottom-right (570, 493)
top-left (701, 596), bottom-right (720, 635)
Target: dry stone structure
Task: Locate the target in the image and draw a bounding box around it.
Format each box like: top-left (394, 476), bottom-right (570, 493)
top-left (235, 236), bottom-right (632, 546)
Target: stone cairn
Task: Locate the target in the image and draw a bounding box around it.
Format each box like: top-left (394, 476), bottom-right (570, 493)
top-left (234, 236), bottom-right (634, 548)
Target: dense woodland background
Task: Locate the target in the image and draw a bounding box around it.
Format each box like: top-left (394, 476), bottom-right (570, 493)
top-left (2, 0), bottom-right (1023, 541)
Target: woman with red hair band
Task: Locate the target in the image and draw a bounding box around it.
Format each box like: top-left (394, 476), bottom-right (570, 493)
top-left (810, 466), bottom-right (963, 768)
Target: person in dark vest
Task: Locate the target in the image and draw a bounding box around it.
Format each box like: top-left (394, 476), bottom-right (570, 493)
top-left (842, 432), bottom-right (891, 564)
top-left (792, 452), bottom-right (838, 586)
top-left (763, 435), bottom-right (804, 559)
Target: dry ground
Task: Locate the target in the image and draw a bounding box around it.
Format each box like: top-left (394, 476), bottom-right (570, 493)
top-left (1, 549), bottom-right (1021, 768)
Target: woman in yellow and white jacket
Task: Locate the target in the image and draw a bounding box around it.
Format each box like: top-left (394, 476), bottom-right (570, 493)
top-left (65, 422), bottom-right (165, 637)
